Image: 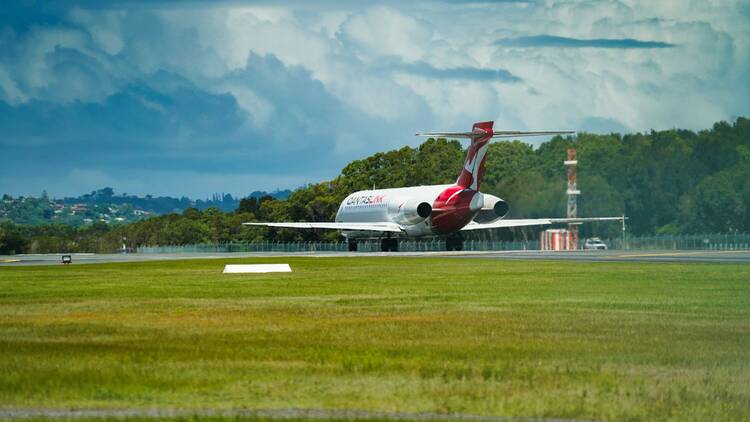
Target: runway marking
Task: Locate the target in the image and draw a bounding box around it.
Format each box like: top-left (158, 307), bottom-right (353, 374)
top-left (615, 250), bottom-right (747, 258)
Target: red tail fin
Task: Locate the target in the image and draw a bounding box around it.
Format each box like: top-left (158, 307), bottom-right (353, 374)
top-left (456, 121), bottom-right (494, 190)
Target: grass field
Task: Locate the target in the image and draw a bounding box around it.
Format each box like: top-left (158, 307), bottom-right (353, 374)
top-left (1, 257), bottom-right (749, 421)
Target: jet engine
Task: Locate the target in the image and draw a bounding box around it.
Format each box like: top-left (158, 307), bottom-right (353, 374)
top-left (472, 194), bottom-right (509, 224)
top-left (392, 199), bottom-right (432, 226)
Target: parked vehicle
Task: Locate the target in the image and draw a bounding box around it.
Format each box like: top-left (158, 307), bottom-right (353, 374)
top-left (584, 237), bottom-right (608, 250)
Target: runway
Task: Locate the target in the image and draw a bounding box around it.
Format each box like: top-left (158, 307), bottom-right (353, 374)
top-left (2, 249), bottom-right (750, 266)
top-left (452, 249), bottom-right (750, 263)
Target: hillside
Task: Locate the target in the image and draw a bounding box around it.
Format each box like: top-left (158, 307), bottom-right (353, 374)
top-left (0, 188), bottom-right (291, 227)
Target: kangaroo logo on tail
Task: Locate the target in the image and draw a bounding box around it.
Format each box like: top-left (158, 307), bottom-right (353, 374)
top-left (456, 121), bottom-right (494, 191)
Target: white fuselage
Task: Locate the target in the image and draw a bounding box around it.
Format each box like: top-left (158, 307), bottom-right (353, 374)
top-left (335, 184), bottom-right (461, 238)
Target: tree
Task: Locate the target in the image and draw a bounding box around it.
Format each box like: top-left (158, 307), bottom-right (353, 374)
top-left (182, 207), bottom-right (201, 220)
top-left (0, 222), bottom-right (29, 254)
top-left (237, 197), bottom-right (259, 215)
top-left (679, 164), bottom-right (750, 233)
top-left (483, 140), bottom-right (537, 189)
top-left (161, 219), bottom-right (210, 245)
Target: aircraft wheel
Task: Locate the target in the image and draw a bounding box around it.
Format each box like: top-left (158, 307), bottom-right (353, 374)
top-left (447, 238), bottom-right (458, 251)
top-left (348, 241), bottom-right (358, 252)
top-left (381, 238), bottom-right (398, 252)
top-left (445, 234), bottom-right (463, 251)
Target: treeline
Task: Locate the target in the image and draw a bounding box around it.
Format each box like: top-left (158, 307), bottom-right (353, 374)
top-left (61, 187), bottom-right (292, 213)
top-left (255, 116), bottom-right (750, 238)
top-left (0, 187), bottom-right (294, 227)
top-left (0, 197), bottom-right (280, 254)
top-left (1, 117), bottom-right (748, 254)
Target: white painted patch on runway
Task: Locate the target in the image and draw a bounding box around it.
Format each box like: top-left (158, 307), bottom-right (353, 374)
top-left (223, 264), bottom-right (292, 273)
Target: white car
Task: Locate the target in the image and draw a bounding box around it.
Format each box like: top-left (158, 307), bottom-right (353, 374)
top-left (584, 237), bottom-right (608, 250)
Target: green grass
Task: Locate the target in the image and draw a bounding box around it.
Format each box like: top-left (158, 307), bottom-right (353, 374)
top-left (1, 257), bottom-right (749, 421)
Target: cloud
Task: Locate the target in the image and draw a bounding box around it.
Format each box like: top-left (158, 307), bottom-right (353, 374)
top-left (0, 49), bottom-right (432, 197)
top-left (495, 35), bottom-right (676, 49)
top-left (338, 6), bottom-right (433, 61)
top-left (384, 60), bottom-right (522, 82)
top-left (578, 117), bottom-right (629, 134)
top-left (0, 70), bottom-right (247, 170)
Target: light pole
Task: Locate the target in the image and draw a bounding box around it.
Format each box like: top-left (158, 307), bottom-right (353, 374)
top-left (564, 148), bottom-right (580, 249)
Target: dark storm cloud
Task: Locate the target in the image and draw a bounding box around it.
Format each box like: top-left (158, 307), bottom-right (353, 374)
top-left (0, 53), bottom-right (419, 192)
top-left (0, 1), bottom-right (69, 32)
top-left (496, 35), bottom-right (676, 49)
top-left (0, 70), bottom-right (247, 172)
top-left (0, 3), bottom-right (433, 196)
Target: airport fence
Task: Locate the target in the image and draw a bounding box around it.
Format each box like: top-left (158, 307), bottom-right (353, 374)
top-left (136, 232), bottom-right (750, 254)
top-left (614, 232), bottom-right (750, 251)
top-left (136, 239), bottom-right (540, 254)
top-left (138, 242), bottom-right (349, 253)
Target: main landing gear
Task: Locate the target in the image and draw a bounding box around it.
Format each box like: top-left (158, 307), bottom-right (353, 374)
top-left (380, 237), bottom-right (399, 252)
top-left (348, 234), bottom-right (461, 252)
top-left (445, 232), bottom-right (464, 251)
top-left (346, 235), bottom-right (399, 252)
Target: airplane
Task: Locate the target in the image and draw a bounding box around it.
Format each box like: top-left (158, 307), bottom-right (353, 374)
top-left (244, 121), bottom-right (624, 251)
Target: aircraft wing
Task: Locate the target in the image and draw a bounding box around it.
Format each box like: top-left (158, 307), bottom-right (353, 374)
top-left (243, 222), bottom-right (404, 232)
top-left (461, 217), bottom-right (625, 231)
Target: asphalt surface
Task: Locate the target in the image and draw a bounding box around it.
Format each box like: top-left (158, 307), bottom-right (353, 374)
top-left (455, 249), bottom-right (750, 263)
top-left (2, 249), bottom-right (750, 266)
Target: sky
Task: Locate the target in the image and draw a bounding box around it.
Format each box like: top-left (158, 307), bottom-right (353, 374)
top-left (1, 0), bottom-right (749, 198)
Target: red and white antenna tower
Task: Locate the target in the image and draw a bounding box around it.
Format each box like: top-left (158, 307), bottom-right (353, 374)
top-left (564, 148), bottom-right (580, 249)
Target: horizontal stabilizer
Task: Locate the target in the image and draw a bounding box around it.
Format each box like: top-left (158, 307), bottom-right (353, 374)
top-left (461, 216), bottom-right (625, 230)
top-left (491, 130), bottom-right (574, 138)
top-left (243, 221), bottom-right (403, 232)
top-left (416, 130), bottom-right (574, 139)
